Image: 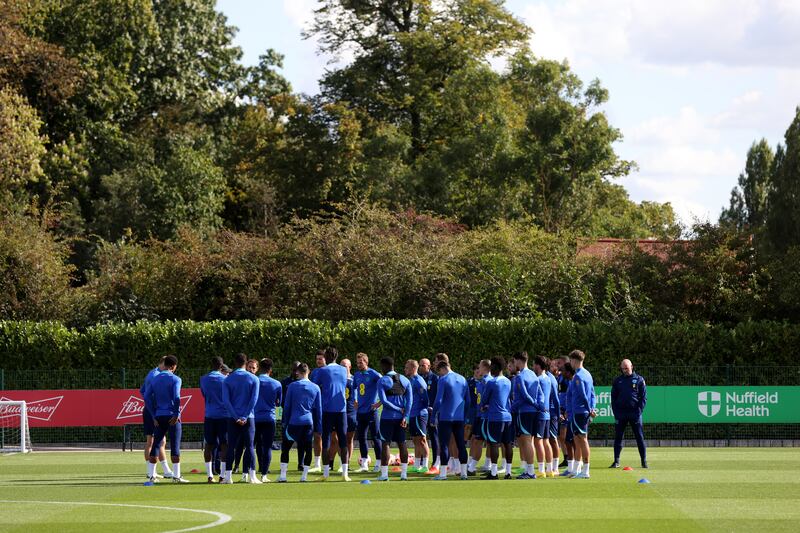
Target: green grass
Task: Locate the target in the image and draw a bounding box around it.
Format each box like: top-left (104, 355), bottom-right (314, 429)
top-left (1, 447), bottom-right (799, 532)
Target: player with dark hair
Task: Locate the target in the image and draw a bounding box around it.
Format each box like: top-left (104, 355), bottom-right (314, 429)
top-left (311, 346), bottom-right (351, 481)
top-left (221, 353), bottom-right (260, 484)
top-left (374, 356), bottom-right (412, 481)
top-left (340, 358), bottom-right (357, 471)
top-left (200, 356), bottom-right (228, 483)
top-left (309, 349), bottom-right (327, 472)
top-left (144, 355), bottom-right (187, 483)
top-left (353, 352), bottom-right (383, 472)
top-left (568, 350), bottom-right (596, 479)
top-left (432, 359), bottom-right (470, 480)
top-left (511, 351), bottom-right (541, 479)
top-left (278, 363), bottom-right (322, 483)
top-left (480, 356), bottom-right (512, 480)
top-left (405, 359), bottom-right (430, 472)
top-left (546, 358), bottom-right (562, 476)
top-left (141, 356), bottom-right (173, 480)
top-left (254, 357), bottom-right (282, 482)
top-left (467, 359), bottom-right (491, 475)
top-left (418, 357), bottom-right (439, 474)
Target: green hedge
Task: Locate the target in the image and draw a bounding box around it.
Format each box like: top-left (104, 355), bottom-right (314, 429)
top-left (2, 319), bottom-right (800, 373)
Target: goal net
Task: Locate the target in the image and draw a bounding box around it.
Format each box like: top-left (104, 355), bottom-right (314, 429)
top-left (0, 401), bottom-right (33, 453)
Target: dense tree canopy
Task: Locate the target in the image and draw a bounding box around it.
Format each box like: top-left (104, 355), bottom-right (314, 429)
top-left (4, 0), bottom-right (798, 325)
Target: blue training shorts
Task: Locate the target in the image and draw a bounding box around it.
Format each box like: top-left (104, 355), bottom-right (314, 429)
top-left (571, 413), bottom-right (590, 436)
top-left (409, 411), bottom-right (428, 437)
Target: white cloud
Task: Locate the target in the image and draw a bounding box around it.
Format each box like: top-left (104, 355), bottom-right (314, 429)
top-left (519, 0), bottom-right (800, 68)
top-left (283, 0), bottom-right (316, 29)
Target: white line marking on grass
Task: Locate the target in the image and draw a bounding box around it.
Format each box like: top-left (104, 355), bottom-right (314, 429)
top-left (0, 500), bottom-right (232, 533)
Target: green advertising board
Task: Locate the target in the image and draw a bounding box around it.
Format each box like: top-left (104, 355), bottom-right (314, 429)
top-left (592, 387), bottom-right (800, 423)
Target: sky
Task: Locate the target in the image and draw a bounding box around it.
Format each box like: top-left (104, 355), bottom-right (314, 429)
top-left (217, 0), bottom-right (800, 225)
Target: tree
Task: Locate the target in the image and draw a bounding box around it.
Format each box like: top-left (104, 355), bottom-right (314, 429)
top-left (309, 0), bottom-right (529, 161)
top-left (766, 108), bottom-right (800, 252)
top-left (721, 139), bottom-right (773, 230)
top-left (507, 52), bottom-right (634, 232)
top-left (0, 87), bottom-right (47, 204)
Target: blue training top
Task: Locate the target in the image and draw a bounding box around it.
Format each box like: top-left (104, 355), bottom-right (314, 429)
top-left (254, 374), bottom-right (282, 422)
top-left (353, 368), bottom-right (382, 414)
top-left (547, 371), bottom-right (561, 417)
top-left (311, 363), bottom-right (348, 413)
top-left (345, 376), bottom-right (356, 415)
top-left (377, 371), bottom-right (412, 422)
top-left (200, 370), bottom-right (227, 419)
top-left (140, 367), bottom-right (160, 396)
top-left (408, 374), bottom-right (429, 418)
top-left (144, 370), bottom-right (181, 418)
top-left (536, 372), bottom-right (551, 420)
top-left (283, 378), bottom-right (322, 432)
top-left (433, 370), bottom-right (470, 422)
top-left (475, 375), bottom-right (490, 419)
top-left (222, 368), bottom-right (259, 420)
top-left (465, 376), bottom-right (478, 421)
top-left (568, 367), bottom-right (596, 415)
top-left (511, 367), bottom-right (543, 415)
top-left (482, 374), bottom-right (511, 422)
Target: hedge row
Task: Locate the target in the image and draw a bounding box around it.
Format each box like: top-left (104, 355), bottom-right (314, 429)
top-left (2, 319), bottom-right (800, 373)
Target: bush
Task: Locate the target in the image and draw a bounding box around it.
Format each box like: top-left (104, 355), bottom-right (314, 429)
top-left (1, 318), bottom-right (798, 372)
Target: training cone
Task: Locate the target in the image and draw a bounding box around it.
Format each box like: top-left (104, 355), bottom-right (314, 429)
top-left (360, 479), bottom-right (371, 485)
top-left (190, 469), bottom-right (200, 474)
top-left (638, 478), bottom-right (650, 484)
top-left (623, 466), bottom-right (633, 471)
top-left (390, 466), bottom-right (401, 473)
top-left (143, 481), bottom-right (154, 486)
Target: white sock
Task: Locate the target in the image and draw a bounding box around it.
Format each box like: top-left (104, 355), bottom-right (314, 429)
top-left (323, 465), bottom-right (330, 478)
top-left (526, 463), bottom-right (535, 475)
top-left (538, 462), bottom-right (545, 473)
top-left (205, 461), bottom-right (213, 478)
top-left (520, 460), bottom-right (528, 472)
top-left (249, 469), bottom-right (257, 480)
top-left (505, 462), bottom-right (512, 474)
top-left (342, 464), bottom-right (348, 476)
top-left (375, 460), bottom-right (381, 469)
top-left (553, 458), bottom-right (559, 471)
top-left (280, 463), bottom-right (288, 478)
top-left (301, 466), bottom-right (309, 481)
top-left (483, 456), bottom-right (490, 469)
top-left (173, 463), bottom-right (181, 478)
top-left (584, 463), bottom-right (590, 476)
top-left (414, 458), bottom-right (420, 468)
top-left (147, 462), bottom-right (156, 478)
top-left (577, 461), bottom-right (584, 474)
top-left (460, 463), bottom-right (468, 477)
top-left (314, 456), bottom-right (321, 469)
top-left (224, 470), bottom-right (232, 482)
top-left (568, 459), bottom-right (575, 473)
top-left (490, 463), bottom-right (497, 476)
top-left (422, 457), bottom-right (429, 468)
top-left (498, 458), bottom-right (506, 471)
top-left (545, 462), bottom-right (552, 473)
top-left (160, 460), bottom-right (172, 475)
top-left (144, 460), bottom-right (150, 475)
top-left (381, 466), bottom-right (389, 478)
top-left (433, 458), bottom-right (441, 468)
top-left (220, 462), bottom-right (226, 475)
top-left (440, 465), bottom-right (448, 477)
top-left (400, 463), bottom-right (408, 478)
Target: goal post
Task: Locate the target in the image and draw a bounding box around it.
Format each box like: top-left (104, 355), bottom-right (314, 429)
top-left (0, 400), bottom-right (32, 453)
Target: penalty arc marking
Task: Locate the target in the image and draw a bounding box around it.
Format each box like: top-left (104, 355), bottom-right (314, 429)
top-left (0, 500), bottom-right (232, 533)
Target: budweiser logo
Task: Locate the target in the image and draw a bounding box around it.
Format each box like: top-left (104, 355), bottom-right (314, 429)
top-left (0, 395), bottom-right (64, 421)
top-left (116, 395), bottom-right (193, 420)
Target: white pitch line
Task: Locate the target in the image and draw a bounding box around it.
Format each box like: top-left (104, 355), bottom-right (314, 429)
top-left (0, 500), bottom-right (232, 533)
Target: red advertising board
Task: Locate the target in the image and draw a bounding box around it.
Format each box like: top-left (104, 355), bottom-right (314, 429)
top-left (0, 389), bottom-right (205, 427)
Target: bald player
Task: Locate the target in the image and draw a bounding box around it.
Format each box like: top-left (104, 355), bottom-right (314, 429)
top-left (610, 358), bottom-right (648, 468)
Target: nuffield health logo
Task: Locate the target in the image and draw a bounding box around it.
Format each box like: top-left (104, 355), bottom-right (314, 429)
top-left (698, 391), bottom-right (721, 417)
top-left (698, 390), bottom-right (778, 418)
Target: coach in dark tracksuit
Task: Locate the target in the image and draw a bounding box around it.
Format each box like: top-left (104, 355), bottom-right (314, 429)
top-left (610, 359), bottom-right (648, 468)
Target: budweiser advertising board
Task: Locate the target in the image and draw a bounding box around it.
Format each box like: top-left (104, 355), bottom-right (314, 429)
top-left (0, 389), bottom-right (204, 427)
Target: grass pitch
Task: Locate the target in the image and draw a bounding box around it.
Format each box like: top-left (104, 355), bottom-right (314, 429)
top-left (1, 447), bottom-right (799, 532)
